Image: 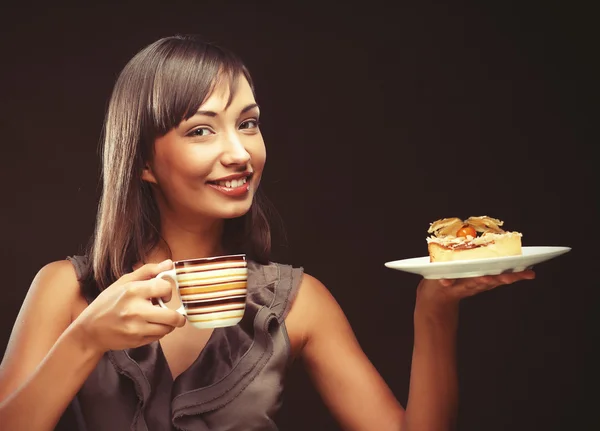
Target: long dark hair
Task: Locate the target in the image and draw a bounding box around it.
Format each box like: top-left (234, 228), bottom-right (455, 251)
top-left (86, 35), bottom-right (274, 291)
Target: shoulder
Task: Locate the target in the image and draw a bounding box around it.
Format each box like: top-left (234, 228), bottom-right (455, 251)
top-left (26, 259), bottom-right (86, 320)
top-left (285, 270), bottom-right (357, 360)
top-left (33, 259), bottom-right (79, 286)
top-left (286, 270), bottom-right (344, 338)
top-left (293, 272), bottom-right (339, 315)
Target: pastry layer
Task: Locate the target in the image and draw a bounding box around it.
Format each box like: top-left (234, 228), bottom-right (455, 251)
top-left (427, 233), bottom-right (522, 262)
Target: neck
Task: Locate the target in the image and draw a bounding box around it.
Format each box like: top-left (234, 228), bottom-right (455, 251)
top-left (146, 212), bottom-right (226, 263)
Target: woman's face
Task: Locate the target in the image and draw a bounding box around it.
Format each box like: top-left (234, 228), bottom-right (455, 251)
top-left (142, 76), bottom-right (266, 224)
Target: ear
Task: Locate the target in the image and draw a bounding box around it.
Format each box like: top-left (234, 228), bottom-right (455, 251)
top-left (141, 163), bottom-right (158, 184)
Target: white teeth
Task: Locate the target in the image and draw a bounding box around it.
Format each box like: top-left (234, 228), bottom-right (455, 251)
top-left (215, 177), bottom-right (248, 188)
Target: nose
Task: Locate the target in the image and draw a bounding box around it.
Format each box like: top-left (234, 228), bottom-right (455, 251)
top-left (221, 132), bottom-right (251, 166)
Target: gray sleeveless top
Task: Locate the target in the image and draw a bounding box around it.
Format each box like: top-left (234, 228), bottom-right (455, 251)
top-left (66, 256), bottom-right (304, 431)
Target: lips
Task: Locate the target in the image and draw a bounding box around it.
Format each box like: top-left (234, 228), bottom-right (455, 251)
top-left (207, 173), bottom-right (253, 197)
top-left (207, 171), bottom-right (253, 184)
top-left (209, 176), bottom-right (248, 188)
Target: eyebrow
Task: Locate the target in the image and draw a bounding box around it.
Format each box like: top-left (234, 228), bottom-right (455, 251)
top-left (196, 103), bottom-right (259, 117)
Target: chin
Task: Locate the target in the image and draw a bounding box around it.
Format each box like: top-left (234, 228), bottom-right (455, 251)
top-left (215, 201), bottom-right (254, 220)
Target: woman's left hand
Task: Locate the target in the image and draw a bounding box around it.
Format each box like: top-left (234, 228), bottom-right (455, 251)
top-left (416, 270), bottom-right (536, 307)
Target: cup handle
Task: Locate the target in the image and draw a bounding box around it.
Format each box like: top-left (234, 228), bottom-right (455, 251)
top-left (155, 268), bottom-right (186, 316)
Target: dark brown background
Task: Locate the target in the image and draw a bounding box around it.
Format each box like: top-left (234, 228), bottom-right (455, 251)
top-left (0, 2), bottom-right (595, 430)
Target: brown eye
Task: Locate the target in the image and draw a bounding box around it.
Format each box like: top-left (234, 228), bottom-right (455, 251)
top-left (239, 119), bottom-right (259, 130)
top-left (189, 127), bottom-right (212, 137)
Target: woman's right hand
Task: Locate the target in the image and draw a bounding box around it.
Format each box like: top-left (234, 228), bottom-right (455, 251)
top-left (73, 259), bottom-right (186, 353)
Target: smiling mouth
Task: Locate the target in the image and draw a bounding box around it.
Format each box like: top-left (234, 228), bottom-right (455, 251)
top-left (207, 173), bottom-right (253, 189)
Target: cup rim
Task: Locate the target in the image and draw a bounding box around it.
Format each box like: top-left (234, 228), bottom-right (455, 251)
top-left (172, 253), bottom-right (246, 265)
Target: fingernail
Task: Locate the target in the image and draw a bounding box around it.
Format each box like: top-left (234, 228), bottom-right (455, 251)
top-left (160, 259), bottom-right (173, 269)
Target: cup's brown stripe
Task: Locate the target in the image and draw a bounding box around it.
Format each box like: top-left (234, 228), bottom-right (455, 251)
top-left (177, 267), bottom-right (247, 278)
top-left (179, 281), bottom-right (246, 293)
top-left (179, 281), bottom-right (247, 294)
top-left (175, 255), bottom-right (245, 268)
top-left (181, 258), bottom-right (244, 265)
top-left (186, 302), bottom-right (246, 315)
top-left (178, 278), bottom-right (246, 289)
top-left (175, 260), bottom-right (247, 274)
top-left (184, 298), bottom-right (245, 310)
top-left (186, 301), bottom-right (245, 311)
top-left (180, 289), bottom-right (247, 302)
top-left (178, 278), bottom-right (247, 289)
top-left (183, 294), bottom-right (246, 305)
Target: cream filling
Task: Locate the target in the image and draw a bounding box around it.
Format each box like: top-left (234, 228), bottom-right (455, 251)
top-left (427, 231), bottom-right (522, 247)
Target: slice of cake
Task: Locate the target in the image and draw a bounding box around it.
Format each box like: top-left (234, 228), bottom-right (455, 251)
top-left (426, 216), bottom-right (522, 262)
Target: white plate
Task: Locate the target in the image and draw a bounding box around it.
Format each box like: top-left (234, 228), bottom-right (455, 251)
top-left (384, 246), bottom-right (571, 279)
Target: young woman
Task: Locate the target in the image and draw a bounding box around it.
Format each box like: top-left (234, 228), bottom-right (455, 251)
top-left (0, 35), bottom-right (534, 431)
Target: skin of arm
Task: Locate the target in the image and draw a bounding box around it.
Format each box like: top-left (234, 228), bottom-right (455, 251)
top-left (291, 270), bottom-right (535, 431)
top-left (0, 259), bottom-right (184, 431)
top-left (0, 261), bottom-right (103, 431)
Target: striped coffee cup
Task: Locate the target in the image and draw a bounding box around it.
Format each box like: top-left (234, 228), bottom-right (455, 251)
top-left (156, 254), bottom-right (247, 329)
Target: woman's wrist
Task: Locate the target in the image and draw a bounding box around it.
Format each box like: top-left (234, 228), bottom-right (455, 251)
top-left (64, 320), bottom-right (106, 360)
top-left (415, 280), bottom-right (460, 317)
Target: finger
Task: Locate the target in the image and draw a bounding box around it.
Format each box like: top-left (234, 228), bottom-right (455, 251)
top-left (516, 269), bottom-right (536, 279)
top-left (139, 328), bottom-right (179, 346)
top-left (130, 325), bottom-right (178, 347)
top-left (472, 276), bottom-right (497, 287)
top-left (486, 276), bottom-right (504, 288)
top-left (470, 278), bottom-right (498, 291)
top-left (497, 274), bottom-right (518, 285)
top-left (141, 306), bottom-right (187, 328)
top-left (495, 270), bottom-right (535, 285)
top-left (125, 278), bottom-right (174, 301)
top-left (122, 259), bottom-right (173, 282)
top-left (463, 279), bottom-right (481, 290)
top-left (459, 276), bottom-right (495, 290)
top-left (142, 322), bottom-right (179, 337)
top-left (445, 274), bottom-right (496, 289)
top-left (439, 279), bottom-right (455, 287)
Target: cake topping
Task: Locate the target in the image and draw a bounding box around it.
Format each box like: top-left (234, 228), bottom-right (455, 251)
top-left (456, 225), bottom-right (477, 238)
top-left (426, 215), bottom-right (522, 248)
top-left (428, 215), bottom-right (506, 238)
top-left (463, 216), bottom-right (505, 234)
top-left (426, 217), bottom-right (464, 237)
